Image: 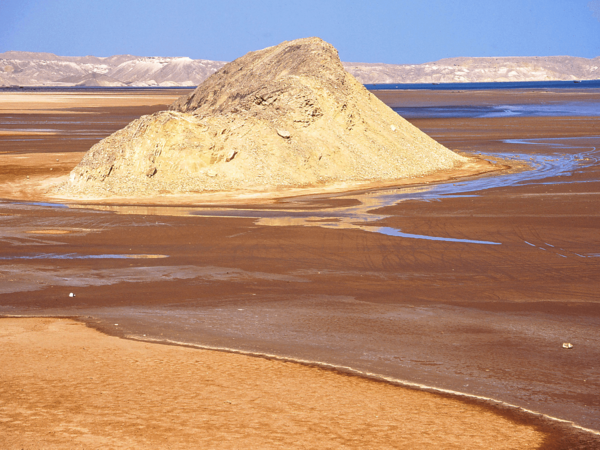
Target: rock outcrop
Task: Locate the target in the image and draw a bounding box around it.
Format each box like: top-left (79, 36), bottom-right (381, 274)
top-left (58, 38), bottom-right (467, 198)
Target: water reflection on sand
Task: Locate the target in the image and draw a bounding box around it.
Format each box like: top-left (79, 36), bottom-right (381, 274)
top-left (0, 253), bottom-right (168, 260)
top-left (57, 136), bottom-right (599, 246)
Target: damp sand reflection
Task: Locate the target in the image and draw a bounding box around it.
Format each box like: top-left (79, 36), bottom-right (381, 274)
top-left (53, 137), bottom-right (600, 246)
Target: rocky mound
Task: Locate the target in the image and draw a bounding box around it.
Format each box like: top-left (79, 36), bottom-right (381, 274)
top-left (58, 38), bottom-right (468, 198)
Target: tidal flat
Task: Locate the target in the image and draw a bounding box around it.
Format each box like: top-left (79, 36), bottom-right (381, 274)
top-left (1, 88), bottom-right (599, 448)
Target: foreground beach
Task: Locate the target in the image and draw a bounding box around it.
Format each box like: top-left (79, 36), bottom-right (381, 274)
top-left (0, 317), bottom-right (553, 449)
top-left (1, 88), bottom-right (600, 448)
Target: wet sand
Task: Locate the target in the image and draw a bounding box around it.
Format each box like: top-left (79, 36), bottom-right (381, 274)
top-left (1, 89), bottom-right (600, 448)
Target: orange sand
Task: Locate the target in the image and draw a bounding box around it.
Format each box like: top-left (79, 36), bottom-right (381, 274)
top-left (0, 318), bottom-right (545, 449)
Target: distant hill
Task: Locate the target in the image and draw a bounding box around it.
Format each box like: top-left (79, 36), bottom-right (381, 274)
top-left (1, 51), bottom-right (598, 87)
top-left (0, 51), bottom-right (226, 87)
top-left (345, 56), bottom-right (600, 84)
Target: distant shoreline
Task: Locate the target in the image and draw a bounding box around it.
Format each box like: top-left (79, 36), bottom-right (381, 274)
top-left (366, 79), bottom-right (600, 90)
top-left (0, 85), bottom-right (196, 92)
top-left (1, 79), bottom-right (599, 92)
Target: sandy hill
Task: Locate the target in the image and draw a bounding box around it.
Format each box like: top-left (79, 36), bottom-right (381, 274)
top-left (57, 38), bottom-right (467, 198)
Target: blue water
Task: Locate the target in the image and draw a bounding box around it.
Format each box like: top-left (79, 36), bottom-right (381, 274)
top-left (2, 80), bottom-right (598, 93)
top-left (392, 102), bottom-right (600, 119)
top-left (0, 253), bottom-right (132, 260)
top-left (365, 80), bottom-right (600, 91)
top-left (372, 227), bottom-right (501, 245)
top-left (0, 253), bottom-right (168, 260)
top-left (0, 86), bottom-right (195, 92)
top-left (23, 202), bottom-right (69, 209)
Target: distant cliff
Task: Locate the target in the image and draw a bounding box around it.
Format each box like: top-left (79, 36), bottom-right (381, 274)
top-left (1, 51), bottom-right (598, 87)
top-left (0, 51), bottom-right (225, 87)
top-left (345, 56), bottom-right (600, 84)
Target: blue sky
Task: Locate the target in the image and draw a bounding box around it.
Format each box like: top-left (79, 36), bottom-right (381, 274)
top-left (1, 0), bottom-right (599, 63)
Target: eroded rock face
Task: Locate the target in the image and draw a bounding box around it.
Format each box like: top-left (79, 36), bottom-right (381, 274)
top-left (59, 38), bottom-right (467, 197)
